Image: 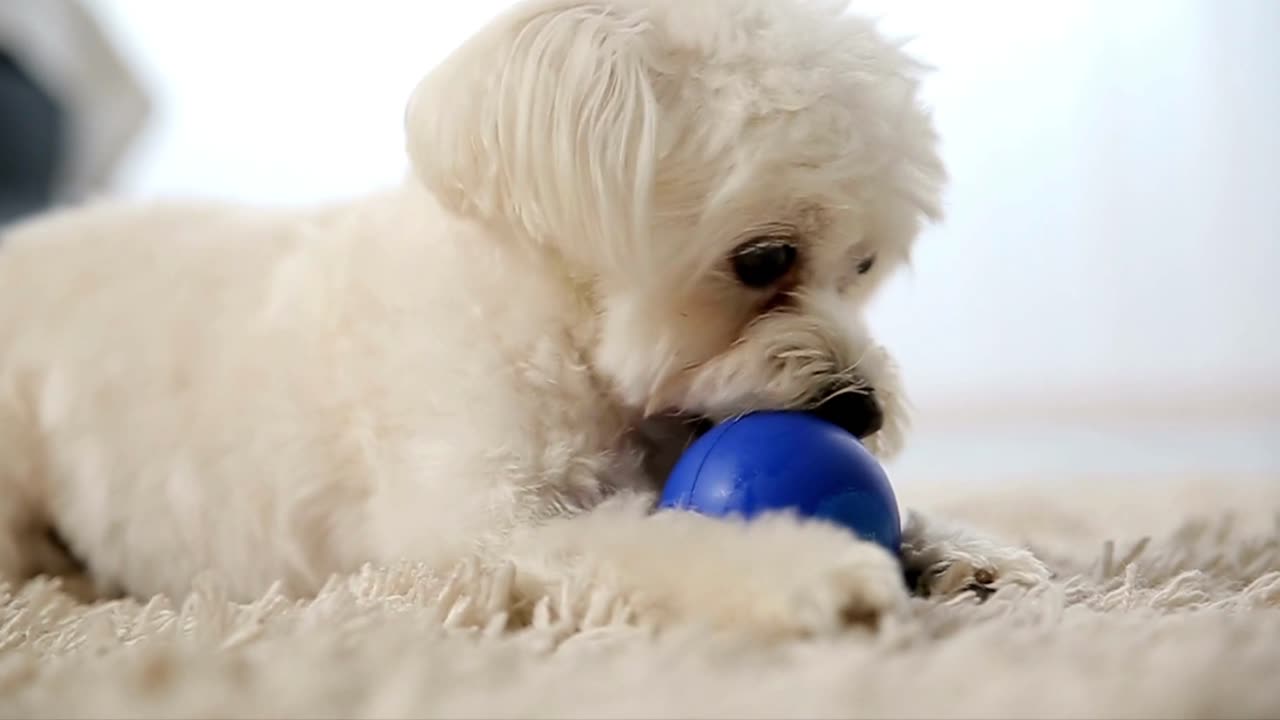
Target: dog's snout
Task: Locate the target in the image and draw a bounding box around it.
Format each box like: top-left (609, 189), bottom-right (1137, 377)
top-left (811, 387), bottom-right (883, 440)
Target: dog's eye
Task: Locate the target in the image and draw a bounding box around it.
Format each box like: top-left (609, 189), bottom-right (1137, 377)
top-left (731, 238), bottom-right (798, 289)
top-left (856, 254), bottom-right (876, 275)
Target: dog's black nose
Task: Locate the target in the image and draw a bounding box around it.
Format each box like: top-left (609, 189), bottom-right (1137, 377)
top-left (810, 387), bottom-right (883, 440)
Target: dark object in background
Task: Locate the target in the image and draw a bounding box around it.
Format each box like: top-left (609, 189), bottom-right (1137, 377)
top-left (0, 0), bottom-right (151, 232)
top-left (0, 50), bottom-right (64, 227)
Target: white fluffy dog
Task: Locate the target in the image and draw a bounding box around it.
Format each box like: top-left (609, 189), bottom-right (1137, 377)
top-left (0, 0), bottom-right (1048, 634)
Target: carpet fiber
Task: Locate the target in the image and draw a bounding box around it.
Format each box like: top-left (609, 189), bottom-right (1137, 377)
top-left (2, 477), bottom-right (1278, 718)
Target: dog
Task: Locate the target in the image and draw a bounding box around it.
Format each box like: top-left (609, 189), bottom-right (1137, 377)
top-left (0, 0), bottom-right (1049, 634)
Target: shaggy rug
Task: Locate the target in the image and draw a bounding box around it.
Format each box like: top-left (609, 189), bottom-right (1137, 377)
top-left (1, 475), bottom-right (1277, 719)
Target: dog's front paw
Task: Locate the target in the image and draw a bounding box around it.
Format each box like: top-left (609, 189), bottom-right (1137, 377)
top-left (778, 534), bottom-right (910, 633)
top-left (512, 498), bottom-right (910, 637)
top-left (640, 511), bottom-right (910, 636)
top-left (900, 509), bottom-right (1052, 601)
top-left (908, 546), bottom-right (1051, 600)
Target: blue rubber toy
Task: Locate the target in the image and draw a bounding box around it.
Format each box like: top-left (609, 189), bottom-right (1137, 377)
top-left (658, 411), bottom-right (902, 554)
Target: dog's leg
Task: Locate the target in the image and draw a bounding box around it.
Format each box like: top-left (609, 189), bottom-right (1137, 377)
top-left (0, 374), bottom-right (98, 600)
top-left (0, 506), bottom-right (86, 601)
top-left (0, 507), bottom-right (26, 590)
top-left (498, 493), bottom-right (909, 637)
top-left (899, 508), bottom-right (1052, 600)
top-left (0, 519), bottom-right (101, 602)
top-left (0, 473), bottom-right (84, 599)
top-left (0, 381), bottom-right (34, 591)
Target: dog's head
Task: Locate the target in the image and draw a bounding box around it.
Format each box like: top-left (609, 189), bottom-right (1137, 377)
top-left (406, 0), bottom-right (944, 456)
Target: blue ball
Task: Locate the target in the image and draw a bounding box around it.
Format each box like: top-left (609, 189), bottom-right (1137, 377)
top-left (658, 411), bottom-right (902, 554)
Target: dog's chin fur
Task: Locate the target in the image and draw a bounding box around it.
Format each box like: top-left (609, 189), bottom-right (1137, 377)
top-left (0, 0), bottom-right (1050, 628)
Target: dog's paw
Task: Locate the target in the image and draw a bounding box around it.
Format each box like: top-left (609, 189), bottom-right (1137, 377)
top-left (900, 509), bottom-right (1051, 601)
top-left (513, 498), bottom-right (910, 637)
top-left (779, 536), bottom-right (910, 633)
top-left (637, 511), bottom-right (910, 636)
top-left (908, 545), bottom-right (1051, 600)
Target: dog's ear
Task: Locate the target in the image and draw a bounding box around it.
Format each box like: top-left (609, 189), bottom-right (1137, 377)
top-left (406, 1), bottom-right (658, 262)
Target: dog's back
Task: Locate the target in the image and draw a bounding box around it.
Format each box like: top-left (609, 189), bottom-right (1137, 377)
top-left (0, 188), bottom-right (636, 600)
top-left (0, 200), bottom-right (359, 597)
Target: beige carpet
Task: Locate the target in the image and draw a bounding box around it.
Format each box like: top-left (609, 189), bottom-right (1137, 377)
top-left (1, 476), bottom-right (1277, 719)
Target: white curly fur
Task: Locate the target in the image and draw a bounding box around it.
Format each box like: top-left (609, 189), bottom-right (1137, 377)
top-left (0, 0), bottom-right (1047, 631)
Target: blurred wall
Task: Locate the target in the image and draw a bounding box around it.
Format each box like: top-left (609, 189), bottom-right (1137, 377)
top-left (862, 0), bottom-right (1280, 421)
top-left (89, 0), bottom-right (1280, 424)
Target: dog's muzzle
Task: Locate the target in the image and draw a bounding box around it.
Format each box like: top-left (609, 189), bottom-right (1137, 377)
top-left (809, 385), bottom-right (883, 440)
